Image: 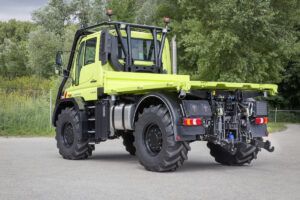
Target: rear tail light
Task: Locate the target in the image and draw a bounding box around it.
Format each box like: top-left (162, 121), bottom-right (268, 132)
top-left (183, 118), bottom-right (202, 126)
top-left (255, 117), bottom-right (269, 124)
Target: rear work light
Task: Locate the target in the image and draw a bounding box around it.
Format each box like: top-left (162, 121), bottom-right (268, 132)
top-left (255, 117), bottom-right (269, 124)
top-left (183, 118), bottom-right (202, 126)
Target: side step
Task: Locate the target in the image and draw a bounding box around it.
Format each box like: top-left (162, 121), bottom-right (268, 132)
top-left (95, 101), bottom-right (110, 141)
top-left (86, 105), bottom-right (96, 140)
top-left (85, 101), bottom-right (111, 143)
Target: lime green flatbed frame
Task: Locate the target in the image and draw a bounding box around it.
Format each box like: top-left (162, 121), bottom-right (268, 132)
top-left (102, 71), bottom-right (277, 95)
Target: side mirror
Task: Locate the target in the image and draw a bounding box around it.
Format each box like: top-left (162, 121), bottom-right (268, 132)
top-left (63, 68), bottom-right (69, 77)
top-left (56, 51), bottom-right (62, 66)
top-left (54, 65), bottom-right (62, 75)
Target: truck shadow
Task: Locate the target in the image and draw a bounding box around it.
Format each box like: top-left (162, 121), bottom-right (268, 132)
top-left (89, 153), bottom-right (232, 172)
top-left (89, 153), bottom-right (137, 163)
top-left (179, 161), bottom-right (228, 172)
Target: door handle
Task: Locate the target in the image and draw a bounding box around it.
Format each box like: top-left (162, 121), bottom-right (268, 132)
top-left (90, 80), bottom-right (97, 83)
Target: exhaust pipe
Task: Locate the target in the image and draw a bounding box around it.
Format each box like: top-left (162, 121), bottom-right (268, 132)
top-left (172, 36), bottom-right (177, 75)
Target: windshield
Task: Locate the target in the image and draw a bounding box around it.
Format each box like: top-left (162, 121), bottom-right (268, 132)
top-left (117, 38), bottom-right (160, 61)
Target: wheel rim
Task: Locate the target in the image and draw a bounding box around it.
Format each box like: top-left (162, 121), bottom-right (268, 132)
top-left (62, 122), bottom-right (74, 147)
top-left (144, 123), bottom-right (163, 156)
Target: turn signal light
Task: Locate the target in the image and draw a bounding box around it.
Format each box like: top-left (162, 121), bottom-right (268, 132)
top-left (183, 118), bottom-right (202, 126)
top-left (255, 117), bottom-right (269, 124)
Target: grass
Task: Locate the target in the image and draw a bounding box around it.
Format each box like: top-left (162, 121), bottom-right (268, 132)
top-left (0, 76), bottom-right (56, 137)
top-left (268, 122), bottom-right (287, 133)
top-left (0, 89), bottom-right (55, 136)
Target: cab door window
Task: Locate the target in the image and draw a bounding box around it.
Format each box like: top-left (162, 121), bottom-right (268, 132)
top-left (84, 37), bottom-right (97, 65)
top-left (75, 41), bottom-right (85, 86)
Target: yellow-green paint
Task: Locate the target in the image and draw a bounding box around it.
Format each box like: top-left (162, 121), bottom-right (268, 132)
top-left (64, 29), bottom-right (277, 101)
top-left (102, 71), bottom-right (277, 95)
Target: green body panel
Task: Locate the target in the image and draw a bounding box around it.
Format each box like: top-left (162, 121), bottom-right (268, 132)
top-left (64, 29), bottom-right (277, 101)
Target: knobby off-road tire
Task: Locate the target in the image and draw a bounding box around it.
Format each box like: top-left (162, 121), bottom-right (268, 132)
top-left (56, 107), bottom-right (94, 159)
top-left (122, 132), bottom-right (136, 155)
top-left (207, 141), bottom-right (260, 166)
top-left (134, 105), bottom-right (190, 172)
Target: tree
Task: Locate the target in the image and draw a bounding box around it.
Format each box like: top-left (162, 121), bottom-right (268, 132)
top-left (0, 20), bottom-right (35, 78)
top-left (0, 20), bottom-right (35, 44)
top-left (27, 27), bottom-right (61, 78)
top-left (0, 39), bottom-right (30, 78)
top-left (32, 0), bottom-right (71, 36)
top-left (70, 0), bottom-right (91, 26)
top-left (267, 0), bottom-right (300, 109)
top-left (154, 0), bottom-right (298, 84)
top-left (135, 0), bottom-right (158, 25)
top-left (106, 0), bottom-right (137, 23)
top-left (89, 0), bottom-right (106, 25)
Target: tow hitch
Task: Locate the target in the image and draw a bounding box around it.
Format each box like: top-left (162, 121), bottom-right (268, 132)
top-left (253, 139), bottom-right (275, 152)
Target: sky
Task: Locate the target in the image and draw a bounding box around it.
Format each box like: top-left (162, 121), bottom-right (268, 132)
top-left (0, 0), bottom-right (49, 21)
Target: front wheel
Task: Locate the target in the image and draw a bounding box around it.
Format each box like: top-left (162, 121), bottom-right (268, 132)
top-left (134, 105), bottom-right (190, 172)
top-left (55, 107), bottom-right (94, 159)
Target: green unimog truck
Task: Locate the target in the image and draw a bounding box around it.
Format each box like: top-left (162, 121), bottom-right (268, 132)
top-left (53, 11), bottom-right (276, 172)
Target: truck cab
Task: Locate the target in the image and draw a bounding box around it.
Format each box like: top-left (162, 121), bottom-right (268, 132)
top-left (65, 28), bottom-right (171, 101)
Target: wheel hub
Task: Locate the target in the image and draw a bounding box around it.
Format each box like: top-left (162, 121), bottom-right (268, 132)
top-left (62, 122), bottom-right (74, 147)
top-left (144, 124), bottom-right (163, 155)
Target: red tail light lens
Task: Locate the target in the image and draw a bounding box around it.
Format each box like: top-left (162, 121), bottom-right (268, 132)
top-left (255, 117), bottom-right (269, 124)
top-left (183, 118), bottom-right (202, 126)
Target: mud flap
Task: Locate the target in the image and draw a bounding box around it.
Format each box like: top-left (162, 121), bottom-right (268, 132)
top-left (251, 124), bottom-right (268, 137)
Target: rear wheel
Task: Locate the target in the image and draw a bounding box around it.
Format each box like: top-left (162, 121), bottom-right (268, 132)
top-left (56, 107), bottom-right (94, 159)
top-left (207, 141), bottom-right (260, 165)
top-left (122, 132), bottom-right (136, 155)
top-left (134, 105), bottom-right (190, 172)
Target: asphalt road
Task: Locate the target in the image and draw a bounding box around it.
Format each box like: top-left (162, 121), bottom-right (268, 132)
top-left (0, 124), bottom-right (300, 200)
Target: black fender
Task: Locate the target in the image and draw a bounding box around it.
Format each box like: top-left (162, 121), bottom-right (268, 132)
top-left (52, 98), bottom-right (85, 126)
top-left (133, 92), bottom-right (196, 141)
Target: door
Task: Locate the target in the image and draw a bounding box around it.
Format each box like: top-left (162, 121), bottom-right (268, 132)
top-left (74, 41), bottom-right (85, 86)
top-left (74, 37), bottom-right (98, 86)
top-left (71, 36), bottom-right (99, 100)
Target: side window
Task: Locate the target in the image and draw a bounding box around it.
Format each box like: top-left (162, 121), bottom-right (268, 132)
top-left (84, 37), bottom-right (97, 65)
top-left (75, 42), bottom-right (85, 86)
